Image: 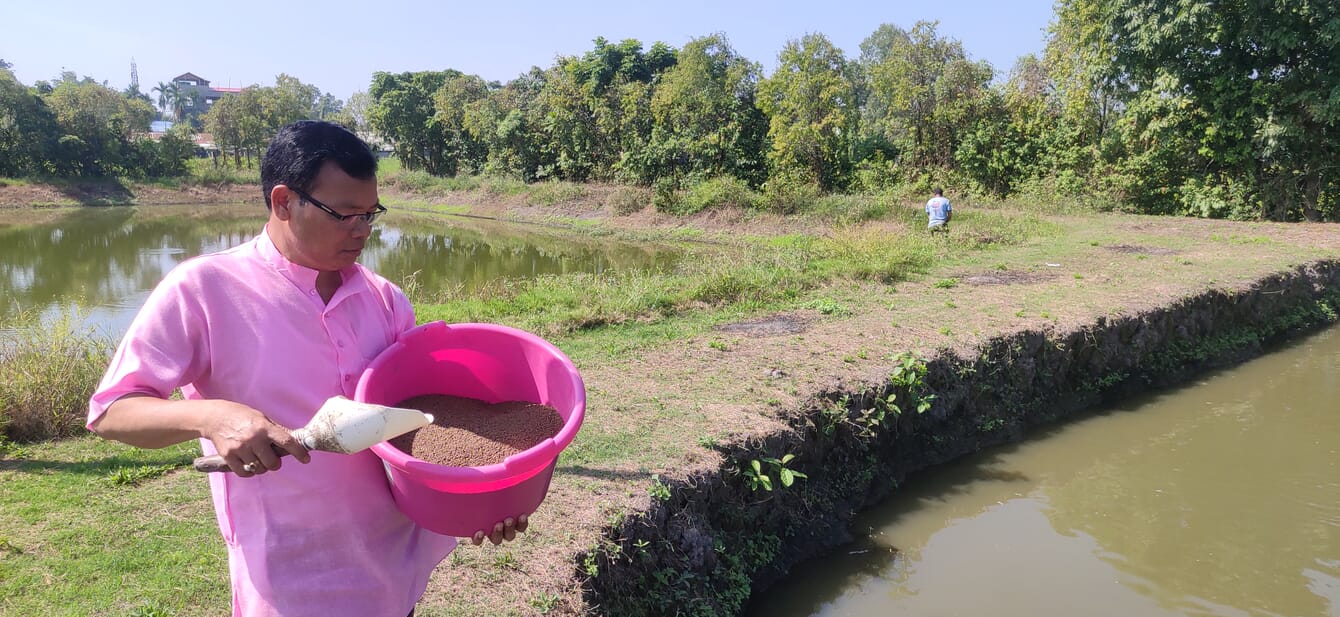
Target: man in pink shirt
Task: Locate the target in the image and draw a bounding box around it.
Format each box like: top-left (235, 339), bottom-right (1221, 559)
top-left (88, 121), bottom-right (521, 616)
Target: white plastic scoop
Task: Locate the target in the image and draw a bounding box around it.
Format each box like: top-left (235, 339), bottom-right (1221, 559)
top-left (193, 396), bottom-right (433, 473)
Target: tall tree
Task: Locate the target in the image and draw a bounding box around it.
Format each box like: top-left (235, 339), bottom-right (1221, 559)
top-left (859, 22), bottom-right (993, 174)
top-left (1104, 0), bottom-right (1340, 220)
top-left (0, 67), bottom-right (59, 176)
top-left (646, 33), bottom-right (768, 186)
top-left (757, 33), bottom-right (856, 190)
top-left (368, 70), bottom-right (453, 174)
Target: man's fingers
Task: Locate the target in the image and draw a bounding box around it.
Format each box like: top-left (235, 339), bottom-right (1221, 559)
top-left (254, 443), bottom-right (283, 471)
top-left (273, 433), bottom-right (311, 464)
top-left (516, 514), bottom-right (529, 533)
top-left (471, 531), bottom-right (485, 546)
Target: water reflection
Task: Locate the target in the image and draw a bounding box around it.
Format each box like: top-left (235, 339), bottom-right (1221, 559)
top-left (0, 205), bottom-right (677, 337)
top-left (749, 326), bottom-right (1340, 617)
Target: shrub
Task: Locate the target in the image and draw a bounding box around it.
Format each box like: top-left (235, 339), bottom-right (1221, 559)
top-left (679, 177), bottom-right (760, 214)
top-left (0, 309), bottom-right (114, 442)
top-left (526, 181), bottom-right (587, 206)
top-left (811, 193), bottom-right (890, 224)
top-left (607, 186), bottom-right (651, 215)
top-left (759, 178), bottom-right (821, 215)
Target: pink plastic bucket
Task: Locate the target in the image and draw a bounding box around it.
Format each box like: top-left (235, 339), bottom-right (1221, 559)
top-left (356, 321), bottom-right (585, 537)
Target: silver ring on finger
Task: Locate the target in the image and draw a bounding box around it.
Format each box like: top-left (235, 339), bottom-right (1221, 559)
top-left (242, 462), bottom-right (259, 473)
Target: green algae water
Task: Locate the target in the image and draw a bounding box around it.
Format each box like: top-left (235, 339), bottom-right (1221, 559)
top-left (749, 325), bottom-right (1340, 617)
top-left (0, 204), bottom-right (675, 337)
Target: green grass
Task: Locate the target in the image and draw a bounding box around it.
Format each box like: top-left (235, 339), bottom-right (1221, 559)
top-left (0, 436), bottom-right (222, 617)
top-left (409, 218), bottom-right (1052, 340)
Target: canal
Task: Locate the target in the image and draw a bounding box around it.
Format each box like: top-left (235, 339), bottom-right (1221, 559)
top-left (748, 325), bottom-right (1340, 616)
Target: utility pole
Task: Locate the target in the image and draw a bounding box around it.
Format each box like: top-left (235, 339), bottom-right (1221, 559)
top-left (130, 58), bottom-right (139, 91)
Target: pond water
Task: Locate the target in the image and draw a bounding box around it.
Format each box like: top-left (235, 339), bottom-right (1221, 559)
top-left (748, 326), bottom-right (1340, 617)
top-left (0, 204), bottom-right (677, 337)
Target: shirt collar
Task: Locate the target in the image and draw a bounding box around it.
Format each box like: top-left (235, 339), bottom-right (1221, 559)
top-left (256, 225), bottom-right (364, 299)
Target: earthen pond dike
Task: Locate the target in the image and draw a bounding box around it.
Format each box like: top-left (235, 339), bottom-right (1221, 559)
top-left (402, 200), bottom-right (1340, 617)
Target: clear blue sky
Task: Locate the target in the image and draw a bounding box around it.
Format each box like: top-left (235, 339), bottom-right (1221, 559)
top-left (5, 0), bottom-right (1056, 102)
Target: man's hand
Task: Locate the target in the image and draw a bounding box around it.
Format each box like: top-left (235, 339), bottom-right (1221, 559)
top-left (95, 395), bottom-right (309, 477)
top-left (471, 515), bottom-right (529, 546)
top-left (198, 401), bottom-right (310, 477)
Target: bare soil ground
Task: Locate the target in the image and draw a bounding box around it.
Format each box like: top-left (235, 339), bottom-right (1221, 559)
top-left (0, 179), bottom-right (255, 207)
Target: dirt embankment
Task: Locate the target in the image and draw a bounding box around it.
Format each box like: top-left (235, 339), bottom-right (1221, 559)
top-left (581, 262), bottom-right (1340, 616)
top-left (0, 179), bottom-right (259, 208)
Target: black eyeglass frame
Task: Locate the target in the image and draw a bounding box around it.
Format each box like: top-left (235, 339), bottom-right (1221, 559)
top-left (288, 187), bottom-right (387, 225)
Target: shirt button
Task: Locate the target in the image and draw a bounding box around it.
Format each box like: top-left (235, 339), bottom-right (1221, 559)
top-left (337, 341), bottom-right (345, 348)
top-left (309, 290), bottom-right (317, 296)
top-left (344, 375), bottom-right (352, 382)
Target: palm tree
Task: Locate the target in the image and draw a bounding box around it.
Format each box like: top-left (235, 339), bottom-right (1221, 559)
top-left (151, 81), bottom-right (178, 120)
top-left (174, 88), bottom-right (201, 123)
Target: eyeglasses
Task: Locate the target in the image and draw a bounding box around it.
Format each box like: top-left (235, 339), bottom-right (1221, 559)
top-left (289, 187), bottom-right (387, 225)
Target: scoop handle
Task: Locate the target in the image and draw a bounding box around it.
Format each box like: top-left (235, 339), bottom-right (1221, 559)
top-left (193, 443), bottom-right (291, 473)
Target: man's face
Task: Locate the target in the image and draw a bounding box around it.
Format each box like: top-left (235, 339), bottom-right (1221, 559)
top-left (276, 161), bottom-right (379, 272)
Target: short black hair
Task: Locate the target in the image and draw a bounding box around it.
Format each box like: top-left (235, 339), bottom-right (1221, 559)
top-left (261, 120), bottom-right (377, 209)
top-left (932, 188), bottom-right (944, 196)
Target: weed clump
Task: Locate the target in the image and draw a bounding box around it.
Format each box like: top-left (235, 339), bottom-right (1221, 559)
top-left (0, 309), bottom-right (114, 442)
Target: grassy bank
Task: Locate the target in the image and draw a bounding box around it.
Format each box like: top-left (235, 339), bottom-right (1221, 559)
top-left (2, 187), bottom-right (1338, 615)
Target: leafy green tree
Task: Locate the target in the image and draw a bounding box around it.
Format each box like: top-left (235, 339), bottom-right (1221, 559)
top-left (645, 33), bottom-right (768, 186)
top-left (0, 67), bottom-right (59, 176)
top-left (368, 70), bottom-right (453, 174)
top-left (431, 72), bottom-right (490, 175)
top-left (859, 22), bottom-right (994, 176)
top-left (151, 80), bottom-right (176, 118)
top-left (757, 33), bottom-right (856, 190)
top-left (462, 69), bottom-right (549, 180)
top-left (1103, 0), bottom-right (1340, 220)
top-left (44, 78), bottom-right (154, 175)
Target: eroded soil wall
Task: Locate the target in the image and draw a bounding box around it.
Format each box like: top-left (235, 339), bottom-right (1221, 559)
top-left (581, 260), bottom-right (1340, 617)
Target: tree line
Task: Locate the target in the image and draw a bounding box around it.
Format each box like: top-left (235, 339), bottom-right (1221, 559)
top-left (366, 2), bottom-right (1337, 221)
top-left (0, 61), bottom-right (357, 179)
top-left (2, 1), bottom-right (1336, 220)
top-left (0, 63), bottom-right (195, 178)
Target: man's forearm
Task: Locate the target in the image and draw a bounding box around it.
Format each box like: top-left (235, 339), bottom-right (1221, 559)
top-left (92, 394), bottom-right (209, 449)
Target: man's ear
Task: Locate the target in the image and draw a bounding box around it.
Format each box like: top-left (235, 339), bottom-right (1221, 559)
top-left (271, 185), bottom-right (295, 221)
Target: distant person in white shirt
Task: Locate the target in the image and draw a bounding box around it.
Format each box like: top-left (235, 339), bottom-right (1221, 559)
top-left (925, 188), bottom-right (952, 233)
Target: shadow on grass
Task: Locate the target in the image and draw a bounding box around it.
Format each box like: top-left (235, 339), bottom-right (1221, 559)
top-left (556, 464), bottom-right (648, 482)
top-left (0, 452), bottom-right (194, 475)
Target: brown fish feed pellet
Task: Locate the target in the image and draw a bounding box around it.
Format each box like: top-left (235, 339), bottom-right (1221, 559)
top-left (390, 394), bottom-right (565, 467)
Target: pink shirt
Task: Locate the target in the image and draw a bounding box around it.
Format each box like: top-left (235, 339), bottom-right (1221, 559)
top-left (89, 228), bottom-right (456, 617)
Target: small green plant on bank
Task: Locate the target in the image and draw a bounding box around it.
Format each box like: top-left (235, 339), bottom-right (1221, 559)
top-left (743, 454), bottom-right (807, 492)
top-left (128, 603), bottom-right (173, 617)
top-left (648, 475), bottom-right (672, 501)
top-left (529, 592), bottom-right (561, 614)
top-left (934, 278), bottom-right (959, 288)
top-left (805, 297), bottom-right (848, 315)
top-left (493, 551), bottom-right (521, 571)
top-left (885, 352), bottom-right (935, 416)
top-left (708, 339), bottom-right (729, 351)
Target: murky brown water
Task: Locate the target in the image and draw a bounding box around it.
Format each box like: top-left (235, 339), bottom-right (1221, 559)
top-left (749, 326), bottom-right (1340, 617)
